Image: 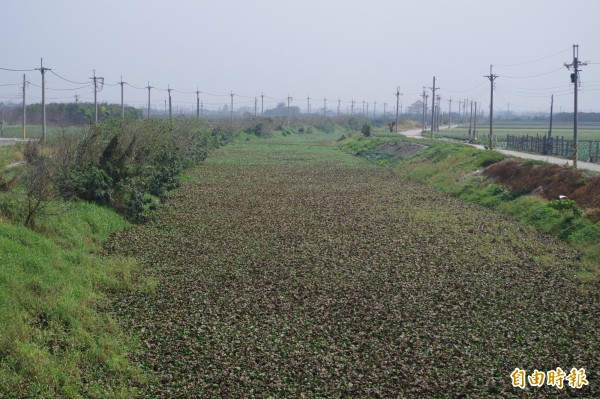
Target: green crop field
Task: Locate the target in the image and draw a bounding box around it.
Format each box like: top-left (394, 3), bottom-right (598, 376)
top-left (0, 124), bottom-right (82, 140)
top-left (439, 123), bottom-right (600, 144)
top-left (107, 132), bottom-right (598, 398)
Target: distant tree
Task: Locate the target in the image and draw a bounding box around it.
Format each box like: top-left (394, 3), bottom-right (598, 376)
top-left (264, 102), bottom-right (301, 117)
top-left (361, 123), bottom-right (371, 137)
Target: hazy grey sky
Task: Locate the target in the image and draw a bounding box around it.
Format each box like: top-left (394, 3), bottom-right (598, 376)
top-left (1, 0), bottom-right (599, 114)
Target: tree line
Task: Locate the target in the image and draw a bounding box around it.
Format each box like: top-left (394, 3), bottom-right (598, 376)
top-left (1, 102), bottom-right (143, 126)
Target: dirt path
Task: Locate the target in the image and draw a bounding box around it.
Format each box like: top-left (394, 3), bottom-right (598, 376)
top-left (109, 135), bottom-right (598, 398)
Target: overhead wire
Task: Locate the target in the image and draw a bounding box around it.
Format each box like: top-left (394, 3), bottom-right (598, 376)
top-left (0, 66), bottom-right (36, 72)
top-left (499, 66), bottom-right (565, 79)
top-left (494, 47), bottom-right (571, 68)
top-left (49, 70), bottom-right (90, 85)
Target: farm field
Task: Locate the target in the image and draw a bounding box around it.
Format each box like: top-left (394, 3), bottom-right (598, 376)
top-left (108, 133), bottom-right (598, 397)
top-left (439, 123), bottom-right (600, 144)
top-left (0, 124), bottom-right (81, 140)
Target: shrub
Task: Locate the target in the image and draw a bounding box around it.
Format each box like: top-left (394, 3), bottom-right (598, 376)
top-left (548, 198), bottom-right (582, 218)
top-left (53, 119), bottom-right (225, 222)
top-left (21, 142), bottom-right (58, 228)
top-left (361, 123), bottom-right (372, 137)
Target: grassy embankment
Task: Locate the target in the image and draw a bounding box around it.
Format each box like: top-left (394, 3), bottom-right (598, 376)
top-left (0, 191), bottom-right (147, 398)
top-left (340, 130), bottom-right (600, 282)
top-left (0, 117), bottom-right (235, 398)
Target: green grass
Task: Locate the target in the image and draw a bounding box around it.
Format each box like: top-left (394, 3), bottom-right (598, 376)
top-left (0, 125), bottom-right (82, 141)
top-left (0, 146), bottom-right (23, 168)
top-left (440, 124), bottom-right (600, 144)
top-left (0, 199), bottom-right (147, 398)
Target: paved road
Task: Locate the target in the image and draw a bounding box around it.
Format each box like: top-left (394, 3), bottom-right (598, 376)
top-left (399, 127), bottom-right (600, 172)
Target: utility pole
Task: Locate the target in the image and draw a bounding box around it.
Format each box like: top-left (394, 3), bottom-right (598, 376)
top-left (429, 76), bottom-right (437, 138)
top-left (323, 98), bottom-right (327, 117)
top-left (485, 65), bottom-right (498, 150)
top-left (421, 87), bottom-right (427, 132)
top-left (549, 94), bottom-right (554, 139)
top-left (395, 86), bottom-right (401, 132)
top-left (168, 85), bottom-right (173, 119)
top-left (196, 89), bottom-right (200, 119)
top-left (230, 92), bottom-right (234, 127)
top-left (351, 100), bottom-right (355, 116)
top-left (119, 76), bottom-right (125, 121)
top-left (565, 44), bottom-right (587, 168)
top-left (146, 82), bottom-right (152, 119)
top-left (448, 98), bottom-right (452, 128)
top-left (435, 95), bottom-right (441, 132)
top-left (22, 74), bottom-right (27, 139)
top-left (89, 69), bottom-right (103, 124)
top-left (287, 95), bottom-right (292, 126)
top-left (468, 100), bottom-right (473, 142)
top-left (307, 96), bottom-right (311, 115)
top-left (473, 102), bottom-right (478, 140)
top-left (36, 59), bottom-right (50, 143)
top-left (261, 93), bottom-right (264, 116)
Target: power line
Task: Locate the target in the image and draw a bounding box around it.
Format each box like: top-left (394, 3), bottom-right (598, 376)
top-left (0, 66), bottom-right (36, 72)
top-left (495, 47), bottom-right (571, 68)
top-left (500, 67), bottom-right (564, 79)
top-left (49, 70), bottom-right (89, 85)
